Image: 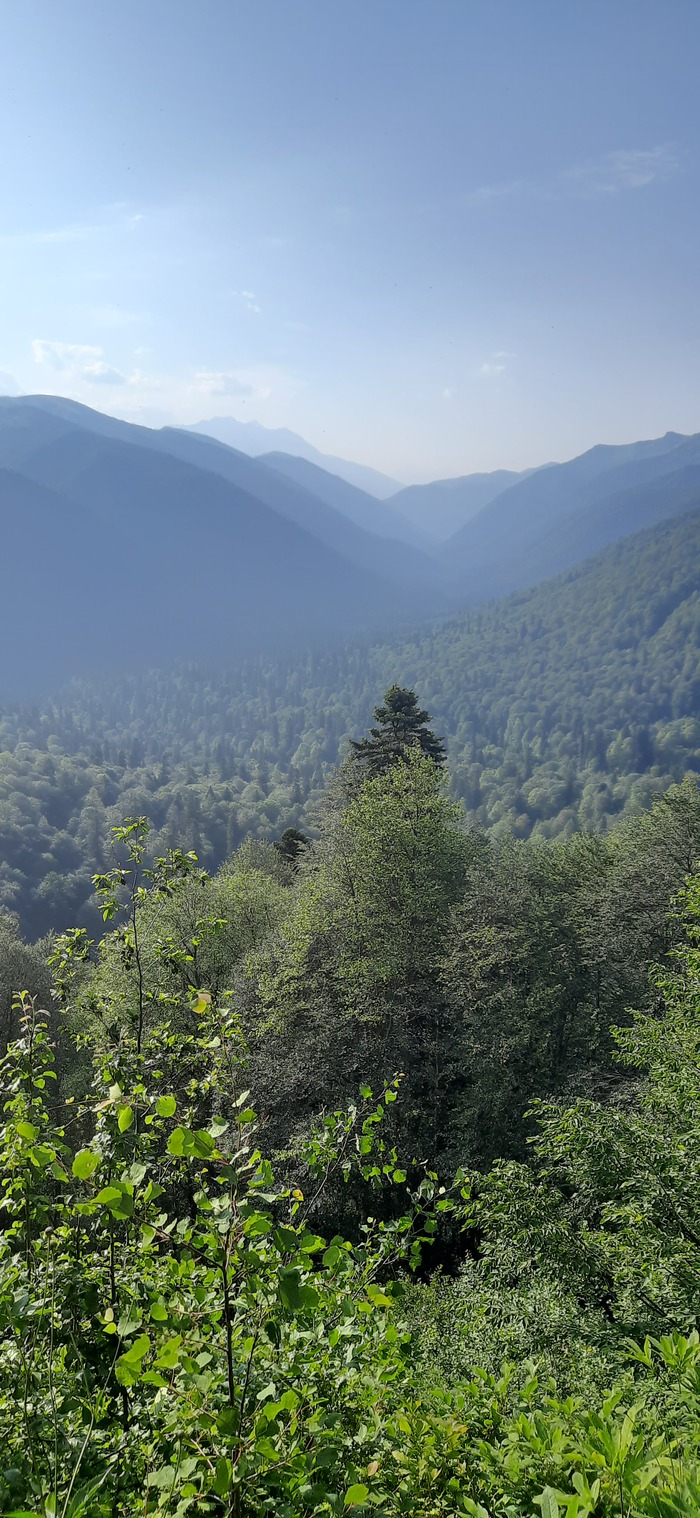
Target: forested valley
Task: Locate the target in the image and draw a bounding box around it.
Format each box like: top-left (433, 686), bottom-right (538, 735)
top-left (5, 5), bottom-right (700, 1512)
top-left (1, 504), bottom-right (699, 941)
top-left (1, 404), bottom-right (699, 1518)
top-left (2, 678), bottom-right (700, 1514)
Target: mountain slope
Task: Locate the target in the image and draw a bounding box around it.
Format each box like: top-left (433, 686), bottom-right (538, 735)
top-left (260, 450), bottom-right (434, 549)
top-left (0, 470), bottom-right (127, 690)
top-left (445, 429), bottom-right (700, 592)
top-left (389, 468), bottom-right (534, 540)
top-left (187, 415), bottom-right (402, 497)
top-left (0, 397), bottom-right (439, 591)
top-left (0, 425), bottom-right (418, 694)
top-left (0, 504), bottom-right (698, 934)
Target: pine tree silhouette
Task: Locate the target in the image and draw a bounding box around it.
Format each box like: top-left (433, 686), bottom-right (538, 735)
top-left (350, 686), bottom-right (446, 776)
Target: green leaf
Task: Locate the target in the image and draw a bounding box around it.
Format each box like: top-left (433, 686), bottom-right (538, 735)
top-left (213, 1459), bottom-right (232, 1497)
top-left (147, 1466), bottom-right (177, 1490)
top-left (246, 1213), bottom-right (273, 1236)
top-left (167, 1126), bottom-right (188, 1157)
top-left (156, 1094), bottom-right (177, 1117)
top-left (15, 1121), bottom-right (38, 1141)
top-left (167, 1124), bottom-right (215, 1159)
top-left (72, 1148), bottom-right (101, 1181)
top-left (366, 1284), bottom-right (393, 1308)
top-left (117, 1105), bottom-right (134, 1132)
top-left (535, 1491), bottom-right (561, 1518)
top-left (345, 1484), bottom-right (369, 1508)
top-left (278, 1267), bottom-right (304, 1310)
top-left (29, 1144), bottom-right (55, 1168)
top-left (278, 1268), bottom-right (319, 1312)
top-left (273, 1224), bottom-right (298, 1250)
top-left (95, 1183), bottom-right (134, 1219)
top-left (154, 1335), bottom-right (182, 1369)
top-left (300, 1231), bottom-right (325, 1252)
top-left (121, 1332), bottom-right (150, 1361)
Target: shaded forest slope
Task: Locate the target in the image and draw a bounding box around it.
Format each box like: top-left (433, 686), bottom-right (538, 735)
top-left (0, 504), bottom-right (698, 936)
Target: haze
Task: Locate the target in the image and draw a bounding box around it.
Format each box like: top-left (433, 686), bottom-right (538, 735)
top-left (1, 0), bottom-right (699, 479)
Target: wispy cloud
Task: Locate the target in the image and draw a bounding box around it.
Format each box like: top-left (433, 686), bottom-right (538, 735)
top-left (563, 144), bottom-right (680, 195)
top-left (479, 350), bottom-right (511, 379)
top-left (465, 178), bottom-right (530, 206)
top-left (191, 370), bottom-right (270, 400)
top-left (0, 205), bottom-right (145, 250)
top-left (240, 289), bottom-right (261, 314)
top-left (32, 339), bottom-right (126, 385)
top-left (0, 370), bottom-right (20, 396)
top-left (465, 144), bottom-right (680, 207)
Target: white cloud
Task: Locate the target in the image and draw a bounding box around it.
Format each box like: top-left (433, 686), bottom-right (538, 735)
top-left (191, 370), bottom-right (271, 400)
top-left (479, 350), bottom-right (511, 379)
top-left (0, 205), bottom-right (146, 250)
top-left (127, 367), bottom-right (158, 388)
top-left (563, 144), bottom-right (680, 195)
top-left (465, 178), bottom-right (530, 206)
top-left (82, 360), bottom-right (126, 385)
top-left (240, 290), bottom-right (261, 314)
top-left (0, 370), bottom-right (20, 396)
top-left (32, 339), bottom-right (102, 370)
top-left (466, 145), bottom-right (680, 208)
top-left (442, 387), bottom-right (454, 399)
top-left (32, 339), bottom-right (126, 385)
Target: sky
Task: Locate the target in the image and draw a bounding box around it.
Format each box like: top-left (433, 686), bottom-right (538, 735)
top-left (1, 0), bottom-right (699, 482)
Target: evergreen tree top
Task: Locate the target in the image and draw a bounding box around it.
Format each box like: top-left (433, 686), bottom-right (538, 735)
top-left (350, 685), bottom-right (446, 776)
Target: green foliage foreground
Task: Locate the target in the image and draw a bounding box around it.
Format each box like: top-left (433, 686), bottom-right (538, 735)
top-left (2, 831), bottom-right (700, 1514)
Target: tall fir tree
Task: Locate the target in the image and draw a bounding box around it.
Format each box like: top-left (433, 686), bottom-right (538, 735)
top-left (350, 685), bottom-right (446, 776)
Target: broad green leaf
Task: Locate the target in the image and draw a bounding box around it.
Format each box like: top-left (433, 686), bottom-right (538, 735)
top-left (29, 1144), bottom-right (55, 1168)
top-left (95, 1183), bottom-right (134, 1219)
top-left (117, 1104), bottom-right (134, 1132)
top-left (15, 1121), bottom-right (38, 1141)
top-left (72, 1149), bottom-right (101, 1181)
top-left (345, 1485), bottom-right (369, 1507)
top-left (154, 1335), bottom-right (182, 1369)
top-left (156, 1094), bottom-right (177, 1117)
top-left (213, 1459), bottom-right (232, 1497)
top-left (535, 1491), bottom-right (561, 1518)
top-left (273, 1224), bottom-right (298, 1250)
top-left (147, 1466), bottom-right (177, 1490)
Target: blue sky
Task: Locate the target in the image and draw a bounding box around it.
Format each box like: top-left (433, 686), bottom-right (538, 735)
top-left (1, 0), bottom-right (699, 481)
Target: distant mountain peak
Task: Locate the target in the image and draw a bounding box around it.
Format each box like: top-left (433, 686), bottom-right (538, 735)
top-left (186, 415), bottom-right (403, 499)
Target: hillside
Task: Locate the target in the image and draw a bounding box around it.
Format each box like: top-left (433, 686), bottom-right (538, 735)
top-left (0, 398), bottom-right (447, 691)
top-left (261, 449), bottom-right (433, 549)
top-left (446, 427), bottom-right (700, 594)
top-left (1, 504), bottom-right (698, 936)
top-left (0, 395), bottom-right (440, 590)
top-left (187, 413), bottom-right (402, 497)
top-left (389, 467), bottom-right (532, 539)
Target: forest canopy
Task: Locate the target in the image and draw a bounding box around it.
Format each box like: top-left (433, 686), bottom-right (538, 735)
top-left (1, 739), bottom-right (700, 1514)
top-left (0, 505), bottom-right (698, 939)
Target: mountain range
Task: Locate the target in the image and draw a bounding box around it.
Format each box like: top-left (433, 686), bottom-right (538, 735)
top-left (1, 393), bottom-right (700, 693)
top-left (186, 414), bottom-right (402, 498)
top-left (388, 468), bottom-right (537, 540)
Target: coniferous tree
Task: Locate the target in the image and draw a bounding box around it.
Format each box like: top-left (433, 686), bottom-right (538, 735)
top-left (350, 685), bottom-right (446, 776)
top-left (274, 825), bottom-right (309, 866)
